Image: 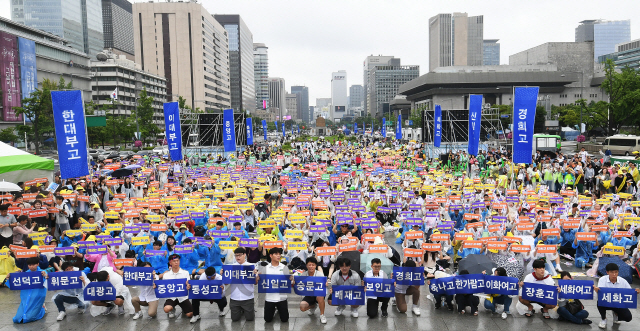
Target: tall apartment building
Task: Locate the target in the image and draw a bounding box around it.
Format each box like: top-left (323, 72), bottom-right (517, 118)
top-left (349, 84), bottom-right (363, 109)
top-left (133, 1), bottom-right (230, 111)
top-left (214, 15), bottom-right (255, 113)
top-left (482, 39), bottom-right (500, 65)
top-left (13, 0), bottom-right (104, 59)
top-left (253, 43), bottom-right (268, 110)
top-left (367, 64), bottom-right (419, 118)
top-left (101, 0), bottom-right (134, 59)
top-left (576, 19), bottom-right (631, 60)
top-left (331, 71), bottom-right (347, 121)
top-left (286, 93), bottom-right (298, 121)
top-left (363, 56), bottom-right (396, 114)
top-left (429, 12), bottom-right (483, 72)
top-left (291, 86), bottom-right (310, 123)
top-left (268, 77), bottom-right (286, 121)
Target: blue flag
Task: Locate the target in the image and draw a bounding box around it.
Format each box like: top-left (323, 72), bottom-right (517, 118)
top-left (468, 94), bottom-right (482, 156)
top-left (51, 90), bottom-right (89, 179)
top-left (9, 272), bottom-right (44, 290)
top-left (293, 276), bottom-right (327, 296)
top-left (154, 279), bottom-right (188, 298)
top-left (282, 122), bottom-right (285, 137)
top-left (354, 123), bottom-right (358, 134)
top-left (393, 266), bottom-right (424, 285)
top-left (122, 267), bottom-right (154, 286)
top-left (246, 118), bottom-right (254, 145)
top-left (48, 271), bottom-right (83, 291)
top-left (297, 125), bottom-right (300, 134)
top-left (364, 278), bottom-right (395, 298)
top-left (396, 114), bottom-right (402, 140)
top-left (382, 118), bottom-right (386, 137)
top-left (434, 105), bottom-right (442, 147)
top-left (18, 38), bottom-right (37, 104)
top-left (558, 280), bottom-right (594, 300)
top-left (512, 86), bottom-right (539, 163)
top-left (223, 108), bottom-right (237, 152)
top-left (84, 282), bottom-right (116, 301)
top-left (221, 265), bottom-right (256, 284)
top-left (188, 280), bottom-right (224, 300)
top-left (275, 120), bottom-right (278, 134)
top-left (163, 102), bottom-right (183, 161)
top-left (522, 283), bottom-right (558, 306)
top-left (597, 287), bottom-right (637, 309)
top-left (331, 285), bottom-right (365, 305)
top-left (258, 274), bottom-right (291, 293)
top-left (484, 275), bottom-right (519, 296)
top-left (262, 120), bottom-right (268, 140)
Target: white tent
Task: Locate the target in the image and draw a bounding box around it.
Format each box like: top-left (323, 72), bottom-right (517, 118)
top-left (0, 141), bottom-right (54, 183)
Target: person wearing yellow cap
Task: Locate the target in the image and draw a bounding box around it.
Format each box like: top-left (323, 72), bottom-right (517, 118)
top-left (89, 203), bottom-right (105, 227)
top-left (74, 185), bottom-right (90, 221)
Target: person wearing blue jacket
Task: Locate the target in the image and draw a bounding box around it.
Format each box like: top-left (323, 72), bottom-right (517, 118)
top-left (222, 222), bottom-right (249, 240)
top-left (457, 236), bottom-right (484, 259)
top-left (609, 235), bottom-right (637, 249)
top-left (60, 231), bottom-right (83, 247)
top-left (559, 224), bottom-right (577, 257)
top-left (11, 257), bottom-right (47, 323)
top-left (449, 207), bottom-right (466, 231)
top-left (174, 224), bottom-right (194, 244)
top-left (142, 241), bottom-right (169, 274)
top-left (177, 238), bottom-right (200, 276)
top-left (572, 230), bottom-right (599, 268)
top-left (597, 230), bottom-right (612, 247)
top-left (195, 241), bottom-right (224, 275)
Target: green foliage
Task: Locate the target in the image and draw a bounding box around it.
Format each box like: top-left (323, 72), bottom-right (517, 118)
top-left (0, 127), bottom-right (19, 143)
top-left (601, 59), bottom-right (640, 135)
top-left (408, 106), bottom-right (424, 129)
top-left (136, 87), bottom-right (159, 144)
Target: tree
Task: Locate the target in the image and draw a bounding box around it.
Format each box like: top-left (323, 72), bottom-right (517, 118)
top-left (136, 87), bottom-right (158, 144)
top-left (85, 100), bottom-right (114, 148)
top-left (408, 105), bottom-right (425, 129)
top-left (0, 127), bottom-right (19, 144)
top-left (600, 59), bottom-right (640, 135)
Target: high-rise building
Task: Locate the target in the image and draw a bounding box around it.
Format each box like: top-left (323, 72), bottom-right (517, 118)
top-left (133, 1), bottom-right (231, 111)
top-left (268, 77), bottom-right (286, 120)
top-left (101, 0), bottom-right (134, 59)
top-left (363, 56), bottom-right (397, 115)
top-left (214, 15), bottom-right (255, 113)
top-left (286, 93), bottom-right (298, 121)
top-left (14, 0), bottom-right (104, 59)
top-left (575, 19), bottom-right (631, 60)
top-left (253, 43), bottom-right (268, 110)
top-left (331, 71), bottom-right (347, 121)
top-left (483, 39), bottom-right (500, 65)
top-left (429, 12), bottom-right (483, 72)
top-left (367, 65), bottom-right (419, 118)
top-left (315, 98), bottom-right (331, 108)
top-left (598, 38), bottom-right (640, 70)
top-left (349, 84), bottom-right (363, 109)
top-left (291, 86), bottom-right (310, 123)
top-left (10, 0), bottom-right (25, 25)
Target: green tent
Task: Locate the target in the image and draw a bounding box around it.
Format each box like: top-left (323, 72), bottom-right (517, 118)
top-left (0, 142), bottom-right (55, 183)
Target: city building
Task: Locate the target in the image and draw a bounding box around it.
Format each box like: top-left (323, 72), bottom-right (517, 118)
top-left (268, 77), bottom-right (286, 120)
top-left (576, 19), bottom-right (630, 60)
top-left (429, 12), bottom-right (484, 72)
top-left (598, 38), bottom-right (640, 70)
top-left (349, 84), bottom-right (363, 112)
top-left (363, 55), bottom-right (397, 114)
top-left (367, 64), bottom-right (419, 118)
top-left (91, 53), bottom-right (167, 126)
top-left (483, 39), bottom-right (500, 65)
top-left (331, 71), bottom-right (347, 121)
top-left (291, 86), bottom-right (310, 123)
top-left (101, 0), bottom-right (134, 60)
top-left (315, 97), bottom-right (331, 108)
top-left (13, 0), bottom-right (104, 59)
top-left (133, 1), bottom-right (231, 111)
top-left (253, 43), bottom-right (268, 110)
top-left (286, 93), bottom-right (298, 121)
top-left (0, 16), bottom-right (92, 128)
top-left (214, 15), bottom-right (255, 113)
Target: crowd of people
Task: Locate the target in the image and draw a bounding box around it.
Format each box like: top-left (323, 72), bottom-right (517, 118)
top-left (1, 137), bottom-right (640, 329)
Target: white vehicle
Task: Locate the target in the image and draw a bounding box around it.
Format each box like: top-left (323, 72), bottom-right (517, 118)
top-left (602, 134), bottom-right (640, 156)
top-left (152, 146), bottom-right (169, 155)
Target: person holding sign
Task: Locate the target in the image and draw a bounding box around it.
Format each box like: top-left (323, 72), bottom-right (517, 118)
top-left (455, 270), bottom-right (480, 315)
top-left (594, 263), bottom-right (640, 329)
top-left (363, 258), bottom-right (391, 318)
top-left (257, 247), bottom-right (291, 323)
top-left (12, 215), bottom-right (35, 245)
top-left (11, 257), bottom-right (48, 323)
top-left (482, 267), bottom-right (512, 320)
top-left (518, 259), bottom-right (558, 318)
top-left (395, 260), bottom-right (422, 314)
top-left (190, 266), bottom-right (228, 323)
top-left (556, 271), bottom-right (591, 325)
top-left (572, 225), bottom-right (599, 269)
top-left (0, 204), bottom-right (18, 249)
top-left (295, 257), bottom-right (328, 324)
top-left (131, 262), bottom-right (159, 320)
top-left (158, 254), bottom-right (193, 319)
top-left (52, 262), bottom-right (90, 321)
top-left (329, 258), bottom-right (362, 317)
top-left (226, 247), bottom-right (256, 322)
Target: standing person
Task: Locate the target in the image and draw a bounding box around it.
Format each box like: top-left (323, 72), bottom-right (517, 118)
top-left (227, 247), bottom-right (255, 322)
top-left (52, 262), bottom-right (90, 321)
top-left (295, 257), bottom-right (327, 324)
top-left (190, 267), bottom-right (227, 323)
top-left (257, 247), bottom-right (290, 323)
top-left (556, 271), bottom-right (591, 325)
top-left (0, 204), bottom-right (17, 249)
top-left (364, 258), bottom-right (390, 318)
top-left (53, 195), bottom-right (72, 238)
top-left (131, 262), bottom-right (159, 320)
top-left (594, 263), bottom-right (640, 329)
top-left (518, 259), bottom-right (558, 318)
top-left (328, 258), bottom-right (362, 317)
top-left (158, 254), bottom-right (193, 319)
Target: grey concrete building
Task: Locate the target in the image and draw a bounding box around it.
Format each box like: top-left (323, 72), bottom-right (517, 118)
top-left (133, 1), bottom-right (231, 111)
top-left (291, 85), bottom-right (310, 123)
top-left (483, 39), bottom-right (500, 65)
top-left (349, 84), bottom-right (363, 110)
top-left (429, 13), bottom-right (483, 72)
top-left (286, 93), bottom-right (298, 121)
top-left (101, 0), bottom-right (134, 59)
top-left (367, 64), bottom-right (419, 118)
top-left (268, 77), bottom-right (286, 120)
top-left (363, 55), bottom-right (397, 115)
top-left (214, 15), bottom-right (255, 113)
top-left (253, 43), bottom-right (268, 110)
top-left (315, 98), bottom-right (331, 108)
top-left (576, 19), bottom-right (630, 60)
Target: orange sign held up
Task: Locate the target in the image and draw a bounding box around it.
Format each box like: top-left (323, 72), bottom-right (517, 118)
top-left (315, 246), bottom-right (337, 256)
top-left (338, 243), bottom-right (357, 252)
top-left (405, 231), bottom-right (423, 240)
top-left (263, 241), bottom-right (284, 249)
top-left (114, 259), bottom-right (135, 267)
top-left (368, 245), bottom-right (389, 254)
top-left (430, 234), bottom-right (450, 242)
top-left (510, 244), bottom-right (531, 253)
top-left (463, 240), bottom-right (483, 249)
top-left (486, 241), bottom-right (508, 251)
top-left (421, 243), bottom-right (442, 251)
top-left (536, 245), bottom-right (557, 254)
top-left (575, 232), bottom-right (596, 241)
top-left (403, 248), bottom-right (423, 257)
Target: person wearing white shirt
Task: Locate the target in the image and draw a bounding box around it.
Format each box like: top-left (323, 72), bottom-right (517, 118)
top-left (226, 247), bottom-right (255, 322)
top-left (131, 262), bottom-right (159, 320)
top-left (190, 266), bottom-right (227, 323)
top-left (518, 259), bottom-right (558, 318)
top-left (158, 254), bottom-right (193, 319)
top-left (256, 247), bottom-right (290, 323)
top-left (363, 258), bottom-right (390, 318)
top-left (594, 263), bottom-right (640, 329)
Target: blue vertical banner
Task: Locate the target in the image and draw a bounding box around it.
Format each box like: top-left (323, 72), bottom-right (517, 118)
top-left (297, 125), bottom-right (300, 134)
top-left (246, 118), bottom-right (253, 145)
top-left (282, 122), bottom-right (285, 137)
top-left (354, 122), bottom-right (358, 134)
top-left (468, 95), bottom-right (482, 156)
top-left (18, 38), bottom-right (37, 104)
top-left (396, 114), bottom-right (402, 140)
top-left (51, 90), bottom-right (89, 179)
top-left (262, 120), bottom-right (267, 140)
top-left (371, 119), bottom-right (374, 136)
top-left (275, 120), bottom-right (278, 133)
top-left (434, 105), bottom-right (442, 147)
top-left (512, 87), bottom-right (539, 164)
top-left (292, 124), bottom-right (294, 136)
top-left (163, 102), bottom-right (183, 161)
top-left (382, 118), bottom-right (386, 137)
top-left (223, 108), bottom-right (236, 152)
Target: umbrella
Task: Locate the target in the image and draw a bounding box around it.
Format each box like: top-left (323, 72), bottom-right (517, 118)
top-left (489, 254), bottom-right (524, 279)
top-left (458, 254), bottom-right (497, 275)
top-left (360, 253), bottom-right (394, 276)
top-left (598, 256), bottom-right (633, 284)
top-left (0, 180), bottom-right (22, 192)
top-left (111, 168), bottom-right (133, 178)
top-left (340, 251), bottom-right (363, 278)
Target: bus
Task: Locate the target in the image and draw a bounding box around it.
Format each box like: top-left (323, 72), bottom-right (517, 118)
top-left (532, 134), bottom-right (561, 157)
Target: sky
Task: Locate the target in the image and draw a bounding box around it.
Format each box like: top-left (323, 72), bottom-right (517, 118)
top-left (1, 0), bottom-right (639, 106)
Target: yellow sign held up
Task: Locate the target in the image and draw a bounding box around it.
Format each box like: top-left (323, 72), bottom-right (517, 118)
top-left (65, 229), bottom-right (83, 237)
top-left (259, 220), bottom-right (276, 228)
top-left (131, 237), bottom-right (150, 246)
top-left (106, 223), bottom-right (123, 232)
top-left (105, 211), bottom-right (119, 219)
top-left (285, 229), bottom-right (304, 239)
top-left (81, 224), bottom-right (100, 232)
top-left (146, 215), bottom-right (162, 222)
top-left (219, 241), bottom-right (238, 250)
top-left (602, 245), bottom-right (624, 256)
top-left (287, 241), bottom-right (308, 251)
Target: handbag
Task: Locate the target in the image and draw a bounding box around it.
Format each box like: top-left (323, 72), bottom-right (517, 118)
top-left (565, 299), bottom-right (583, 315)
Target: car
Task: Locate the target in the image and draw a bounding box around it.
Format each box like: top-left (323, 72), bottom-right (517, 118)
top-left (119, 151), bottom-right (134, 159)
top-left (106, 151), bottom-right (120, 160)
top-left (135, 150), bottom-right (150, 157)
top-left (88, 149), bottom-right (101, 158)
top-left (97, 151), bottom-right (111, 161)
top-left (152, 146), bottom-right (169, 155)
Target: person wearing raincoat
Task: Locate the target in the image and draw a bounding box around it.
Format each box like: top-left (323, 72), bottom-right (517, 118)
top-left (12, 257), bottom-right (48, 323)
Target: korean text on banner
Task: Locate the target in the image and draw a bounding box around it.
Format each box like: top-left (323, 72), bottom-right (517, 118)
top-left (258, 274), bottom-right (291, 293)
top-left (354, 122), bottom-right (358, 134)
top-left (223, 108), bottom-right (237, 152)
top-left (597, 287), bottom-right (637, 309)
top-left (484, 275), bottom-right (519, 296)
top-left (51, 90), bottom-right (89, 178)
top-left (222, 265), bottom-right (256, 284)
top-left (393, 266), bottom-right (424, 286)
top-left (246, 118), bottom-right (254, 145)
top-left (163, 102), bottom-right (183, 161)
top-left (189, 280), bottom-right (224, 300)
top-left (293, 276), bottom-right (327, 296)
top-left (512, 87), bottom-right (540, 164)
top-left (434, 105), bottom-right (442, 147)
top-left (396, 114), bottom-right (402, 140)
top-left (262, 120), bottom-right (268, 140)
top-left (48, 271), bottom-right (83, 291)
top-left (282, 122), bottom-right (285, 137)
top-left (522, 282), bottom-right (558, 306)
top-left (332, 285), bottom-right (365, 305)
top-left (0, 31), bottom-right (22, 122)
top-left (154, 279), bottom-right (188, 298)
top-left (468, 94), bottom-right (482, 156)
top-left (364, 278), bottom-right (395, 298)
top-left (18, 37), bottom-right (37, 110)
top-left (9, 272), bottom-right (44, 290)
top-left (84, 282), bottom-right (116, 301)
top-left (558, 280), bottom-right (594, 300)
